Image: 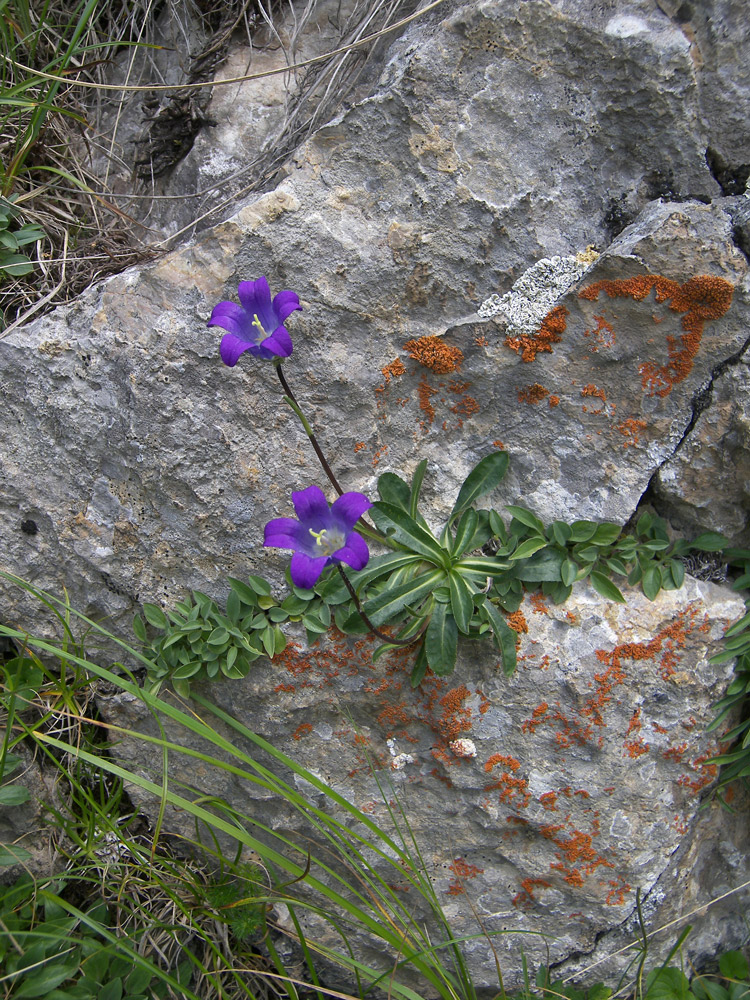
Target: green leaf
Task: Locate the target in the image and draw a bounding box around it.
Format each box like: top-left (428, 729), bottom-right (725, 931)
top-left (0, 785), bottom-right (31, 805)
top-left (591, 523), bottom-right (621, 546)
top-left (246, 574), bottom-right (272, 595)
top-left (142, 604), bottom-right (168, 629)
top-left (409, 459), bottom-right (428, 519)
top-left (550, 521), bottom-right (572, 546)
top-left (509, 537), bottom-right (549, 561)
top-left (260, 626), bottom-right (276, 658)
top-left (451, 509), bottom-right (479, 559)
top-left (481, 601), bottom-right (517, 676)
top-left (560, 559), bottom-right (578, 587)
top-left (377, 472), bottom-right (411, 512)
top-left (0, 845), bottom-right (32, 865)
top-left (636, 511), bottom-right (654, 535)
top-left (489, 509), bottom-right (508, 543)
top-left (505, 504), bottom-right (545, 536)
top-left (568, 520), bottom-right (598, 543)
top-left (575, 545), bottom-right (600, 563)
top-left (514, 548), bottom-right (565, 582)
top-left (363, 568), bottom-right (446, 628)
top-left (448, 572), bottom-right (475, 633)
top-left (207, 627), bottom-right (229, 646)
top-left (132, 615), bottom-right (147, 642)
top-left (719, 952), bottom-right (750, 981)
top-left (371, 502), bottom-right (450, 568)
top-left (346, 551), bottom-right (423, 591)
top-left (410, 644), bottom-right (428, 687)
top-left (274, 627), bottom-right (287, 655)
top-left (171, 661), bottom-right (202, 680)
top-left (645, 968), bottom-right (694, 1000)
top-left (689, 532), bottom-right (728, 553)
top-left (604, 557), bottom-right (629, 577)
top-left (590, 571), bottom-right (626, 603)
top-left (692, 978), bottom-right (729, 1000)
top-left (0, 253), bottom-right (34, 276)
top-left (450, 451), bottom-right (509, 519)
top-left (100, 977), bottom-right (123, 1000)
top-left (425, 602), bottom-right (458, 676)
top-left (454, 556), bottom-right (511, 578)
top-left (642, 565), bottom-right (662, 601)
top-left (14, 957), bottom-right (82, 998)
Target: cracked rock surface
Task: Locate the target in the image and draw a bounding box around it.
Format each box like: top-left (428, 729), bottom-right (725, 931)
top-left (1, 0), bottom-right (749, 985)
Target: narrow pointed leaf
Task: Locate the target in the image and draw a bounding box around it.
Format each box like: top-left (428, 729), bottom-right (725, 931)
top-left (451, 509), bottom-right (479, 559)
top-left (481, 600), bottom-right (517, 676)
top-left (590, 571), bottom-right (626, 603)
top-left (505, 504), bottom-right (546, 536)
top-left (450, 451), bottom-right (509, 519)
top-left (377, 472), bottom-right (411, 511)
top-left (425, 602), bottom-right (458, 676)
top-left (371, 502), bottom-right (450, 567)
top-left (363, 568), bottom-right (446, 627)
top-left (448, 571), bottom-right (475, 633)
top-left (510, 537), bottom-right (550, 561)
top-left (409, 459), bottom-right (428, 518)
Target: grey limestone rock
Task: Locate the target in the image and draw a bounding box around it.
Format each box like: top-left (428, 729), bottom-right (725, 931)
top-left (97, 577), bottom-right (747, 989)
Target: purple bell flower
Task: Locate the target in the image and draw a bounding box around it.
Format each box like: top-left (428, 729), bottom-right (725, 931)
top-left (208, 276), bottom-right (301, 365)
top-left (264, 486), bottom-right (372, 589)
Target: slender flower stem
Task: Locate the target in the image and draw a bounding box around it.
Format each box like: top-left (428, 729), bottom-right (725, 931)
top-left (337, 566), bottom-right (428, 648)
top-left (276, 363), bottom-right (345, 496)
top-left (275, 362), bottom-right (384, 541)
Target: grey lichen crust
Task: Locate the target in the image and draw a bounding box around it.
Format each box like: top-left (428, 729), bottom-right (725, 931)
top-left (478, 251), bottom-right (598, 334)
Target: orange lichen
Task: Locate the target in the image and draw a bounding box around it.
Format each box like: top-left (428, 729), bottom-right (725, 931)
top-left (293, 723), bottom-right (313, 740)
top-left (530, 593), bottom-right (549, 615)
top-left (485, 754), bottom-right (521, 773)
top-left (506, 610), bottom-right (529, 634)
top-left (539, 792), bottom-right (558, 811)
top-left (663, 742), bottom-right (688, 763)
top-left (372, 444), bottom-right (389, 468)
top-left (518, 383), bottom-right (550, 404)
top-left (417, 378), bottom-right (438, 424)
top-left (381, 358), bottom-right (406, 383)
top-left (549, 395), bottom-right (560, 407)
top-left (579, 274), bottom-right (734, 397)
top-left (584, 314), bottom-right (616, 351)
top-left (435, 685), bottom-right (473, 742)
top-left (513, 878), bottom-right (552, 908)
top-left (475, 334), bottom-right (489, 347)
top-left (617, 417), bottom-right (647, 448)
top-left (447, 856), bottom-right (484, 897)
top-left (522, 702), bottom-right (550, 734)
top-left (594, 602), bottom-right (703, 684)
top-left (506, 305), bottom-right (568, 362)
top-left (493, 439), bottom-right (505, 449)
top-left (404, 336), bottom-right (464, 373)
top-left (450, 394), bottom-right (480, 418)
top-left (605, 880), bottom-right (632, 906)
top-left (354, 441), bottom-right (366, 453)
top-left (581, 383), bottom-right (607, 414)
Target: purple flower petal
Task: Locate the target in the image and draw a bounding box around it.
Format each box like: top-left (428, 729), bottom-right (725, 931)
top-left (220, 333), bottom-right (256, 367)
top-left (261, 326), bottom-right (293, 358)
top-left (237, 278), bottom-right (271, 317)
top-left (273, 290), bottom-right (302, 323)
top-left (264, 517), bottom-right (307, 550)
top-left (330, 492), bottom-right (373, 531)
top-left (334, 531), bottom-right (369, 571)
top-left (290, 551), bottom-right (329, 589)
top-left (208, 302), bottom-right (250, 338)
top-left (292, 485), bottom-right (331, 527)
